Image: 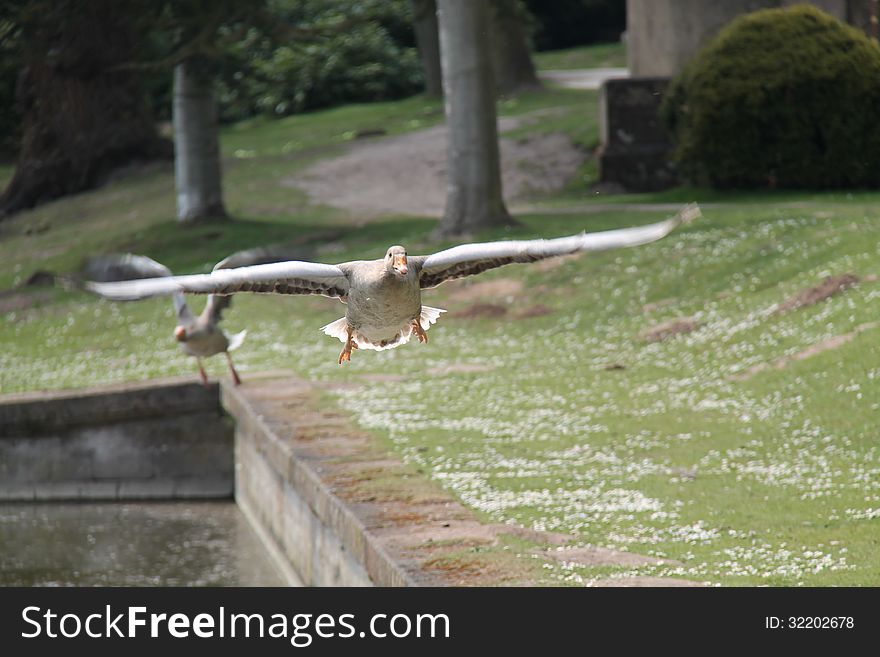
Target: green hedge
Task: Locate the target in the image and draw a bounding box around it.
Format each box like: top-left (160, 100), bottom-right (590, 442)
top-left (661, 4), bottom-right (880, 189)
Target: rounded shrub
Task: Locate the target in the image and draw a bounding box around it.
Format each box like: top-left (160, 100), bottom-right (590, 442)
top-left (661, 5), bottom-right (880, 189)
top-left (215, 0), bottom-right (423, 122)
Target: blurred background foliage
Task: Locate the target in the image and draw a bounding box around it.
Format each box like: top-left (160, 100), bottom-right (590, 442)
top-left (0, 0), bottom-right (626, 144)
top-left (523, 0), bottom-right (625, 50)
top-left (213, 0), bottom-right (424, 121)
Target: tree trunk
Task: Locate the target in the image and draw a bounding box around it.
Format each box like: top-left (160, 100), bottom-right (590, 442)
top-left (410, 0), bottom-right (443, 97)
top-left (489, 0), bottom-right (541, 95)
top-left (435, 0), bottom-right (513, 238)
top-left (173, 57), bottom-right (226, 223)
top-left (0, 1), bottom-right (171, 219)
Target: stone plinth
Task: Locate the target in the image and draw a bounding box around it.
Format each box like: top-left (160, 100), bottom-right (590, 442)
top-left (597, 77), bottom-right (677, 192)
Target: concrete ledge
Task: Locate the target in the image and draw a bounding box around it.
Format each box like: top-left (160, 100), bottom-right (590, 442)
top-left (0, 378), bottom-right (224, 434)
top-left (4, 374), bottom-right (631, 587)
top-left (222, 378), bottom-right (416, 587)
top-left (0, 379), bottom-right (233, 501)
top-left (218, 375), bottom-right (594, 587)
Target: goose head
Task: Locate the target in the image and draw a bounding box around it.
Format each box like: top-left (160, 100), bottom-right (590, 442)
top-left (384, 245), bottom-right (408, 278)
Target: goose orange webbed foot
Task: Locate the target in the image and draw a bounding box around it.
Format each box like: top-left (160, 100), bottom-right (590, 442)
top-left (412, 320), bottom-right (428, 344)
top-left (338, 341), bottom-right (357, 364)
top-left (338, 326), bottom-right (357, 364)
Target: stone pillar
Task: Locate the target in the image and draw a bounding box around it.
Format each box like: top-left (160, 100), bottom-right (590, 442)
top-left (844, 0), bottom-right (874, 35)
top-left (626, 0), bottom-right (774, 77)
top-left (626, 0), bottom-right (852, 77)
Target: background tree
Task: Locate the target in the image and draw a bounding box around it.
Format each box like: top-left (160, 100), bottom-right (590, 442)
top-left (524, 0), bottom-right (626, 50)
top-left (410, 0), bottom-right (443, 97)
top-left (173, 55), bottom-right (225, 222)
top-left (166, 0), bottom-right (420, 223)
top-left (435, 0), bottom-right (512, 238)
top-left (0, 17), bottom-right (22, 162)
top-left (411, 0), bottom-right (540, 99)
top-left (162, 0), bottom-right (246, 223)
top-left (489, 0), bottom-right (540, 94)
top-left (0, 0), bottom-right (171, 219)
top-left (0, 0), bottom-right (425, 221)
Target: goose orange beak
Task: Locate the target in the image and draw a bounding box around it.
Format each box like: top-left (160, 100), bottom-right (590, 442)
top-left (174, 326), bottom-right (187, 342)
top-left (393, 254), bottom-right (408, 276)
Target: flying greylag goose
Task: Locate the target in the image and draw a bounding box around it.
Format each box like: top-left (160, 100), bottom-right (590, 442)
top-left (87, 203), bottom-right (700, 364)
top-left (85, 247), bottom-right (301, 384)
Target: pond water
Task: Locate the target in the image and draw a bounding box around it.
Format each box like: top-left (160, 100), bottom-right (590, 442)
top-left (0, 501), bottom-right (286, 586)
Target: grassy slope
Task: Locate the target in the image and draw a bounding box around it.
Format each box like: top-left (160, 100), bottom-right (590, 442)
top-left (534, 42), bottom-right (627, 70)
top-left (2, 66), bottom-right (880, 586)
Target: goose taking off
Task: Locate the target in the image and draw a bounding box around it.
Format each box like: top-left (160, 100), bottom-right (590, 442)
top-left (87, 203), bottom-right (700, 365)
top-left (85, 246), bottom-right (302, 384)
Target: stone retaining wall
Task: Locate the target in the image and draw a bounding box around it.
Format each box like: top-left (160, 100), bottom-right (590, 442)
top-left (222, 378), bottom-right (415, 587)
top-left (0, 379), bottom-right (233, 501)
top-left (0, 376), bottom-right (415, 586)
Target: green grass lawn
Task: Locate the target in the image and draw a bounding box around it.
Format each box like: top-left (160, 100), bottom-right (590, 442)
top-left (2, 81), bottom-right (880, 586)
top-left (534, 42), bottom-right (627, 70)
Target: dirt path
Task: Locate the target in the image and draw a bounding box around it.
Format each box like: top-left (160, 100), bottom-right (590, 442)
top-left (283, 66), bottom-right (846, 221)
top-left (284, 114), bottom-right (587, 219)
top-left (283, 68), bottom-right (638, 220)
top-left (538, 67), bottom-right (628, 90)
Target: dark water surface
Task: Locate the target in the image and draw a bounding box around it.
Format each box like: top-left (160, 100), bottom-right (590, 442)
top-left (0, 502), bottom-right (285, 586)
